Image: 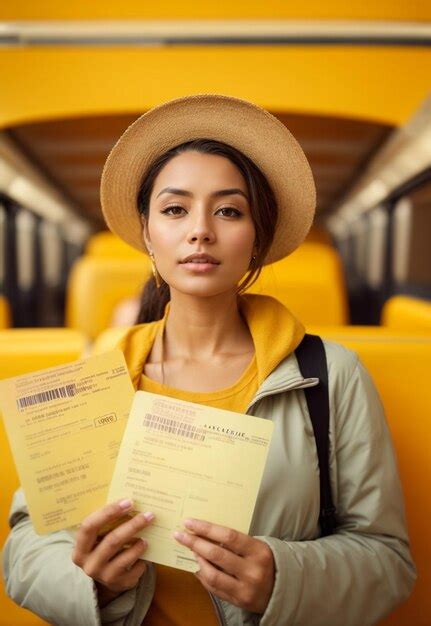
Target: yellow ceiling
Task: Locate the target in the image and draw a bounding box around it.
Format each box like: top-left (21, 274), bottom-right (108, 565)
top-left (1, 3), bottom-right (430, 129)
top-left (1, 46), bottom-right (430, 129)
top-left (0, 1), bottom-right (430, 21)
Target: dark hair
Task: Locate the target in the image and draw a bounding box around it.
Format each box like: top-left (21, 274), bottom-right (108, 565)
top-left (135, 138), bottom-right (278, 323)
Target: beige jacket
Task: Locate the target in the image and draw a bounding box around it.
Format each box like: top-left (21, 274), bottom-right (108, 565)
top-left (2, 340), bottom-right (416, 626)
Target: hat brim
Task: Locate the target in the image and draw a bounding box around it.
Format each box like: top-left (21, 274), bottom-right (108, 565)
top-left (100, 93), bottom-right (316, 265)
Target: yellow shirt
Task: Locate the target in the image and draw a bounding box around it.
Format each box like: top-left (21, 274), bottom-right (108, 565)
top-left (114, 293), bottom-right (305, 626)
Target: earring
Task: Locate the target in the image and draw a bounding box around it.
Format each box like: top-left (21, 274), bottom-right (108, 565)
top-left (149, 252), bottom-right (162, 288)
top-left (249, 253), bottom-right (257, 268)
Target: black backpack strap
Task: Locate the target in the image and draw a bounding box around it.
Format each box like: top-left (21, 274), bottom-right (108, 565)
top-left (295, 334), bottom-right (337, 536)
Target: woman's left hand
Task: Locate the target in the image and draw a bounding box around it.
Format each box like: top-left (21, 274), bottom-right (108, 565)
top-left (173, 518), bottom-right (275, 614)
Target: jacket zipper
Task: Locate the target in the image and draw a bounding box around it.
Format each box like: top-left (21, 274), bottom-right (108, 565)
top-left (204, 377), bottom-right (319, 626)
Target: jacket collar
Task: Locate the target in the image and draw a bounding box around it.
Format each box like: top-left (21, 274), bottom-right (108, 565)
top-left (245, 351), bottom-right (320, 413)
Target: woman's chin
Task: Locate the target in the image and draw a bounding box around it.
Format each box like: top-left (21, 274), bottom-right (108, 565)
top-left (171, 281), bottom-right (238, 299)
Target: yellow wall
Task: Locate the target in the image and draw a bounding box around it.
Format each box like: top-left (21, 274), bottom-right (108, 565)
top-left (1, 46), bottom-right (431, 129)
top-left (1, 1), bottom-right (431, 20)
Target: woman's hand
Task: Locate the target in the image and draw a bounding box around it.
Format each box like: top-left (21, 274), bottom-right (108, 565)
top-left (71, 499), bottom-right (155, 606)
top-left (173, 518), bottom-right (275, 614)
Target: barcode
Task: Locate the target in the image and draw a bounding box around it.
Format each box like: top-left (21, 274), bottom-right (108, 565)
top-left (143, 413), bottom-right (205, 441)
top-left (17, 384), bottom-right (77, 410)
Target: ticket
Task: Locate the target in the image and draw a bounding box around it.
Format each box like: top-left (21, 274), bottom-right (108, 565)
top-left (107, 390), bottom-right (274, 572)
top-left (0, 350), bottom-right (135, 533)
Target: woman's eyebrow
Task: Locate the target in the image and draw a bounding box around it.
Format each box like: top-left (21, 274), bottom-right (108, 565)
top-left (156, 187), bottom-right (249, 201)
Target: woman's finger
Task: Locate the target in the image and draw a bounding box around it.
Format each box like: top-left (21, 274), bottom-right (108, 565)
top-left (118, 559), bottom-right (149, 590)
top-left (194, 554), bottom-right (238, 604)
top-left (174, 530), bottom-right (243, 578)
top-left (96, 558), bottom-right (148, 593)
top-left (99, 538), bottom-right (149, 587)
top-left (72, 499), bottom-right (134, 565)
top-left (86, 511), bottom-right (154, 568)
top-left (182, 518), bottom-right (253, 556)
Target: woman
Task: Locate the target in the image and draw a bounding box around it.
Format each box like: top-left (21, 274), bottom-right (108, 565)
top-left (3, 94), bottom-right (416, 626)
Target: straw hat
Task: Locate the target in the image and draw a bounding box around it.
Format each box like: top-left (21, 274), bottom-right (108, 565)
top-left (100, 93), bottom-right (316, 265)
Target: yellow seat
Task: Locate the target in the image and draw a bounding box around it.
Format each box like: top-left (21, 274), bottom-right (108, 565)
top-left (66, 256), bottom-right (151, 339)
top-left (247, 243), bottom-right (349, 324)
top-left (0, 296), bottom-right (11, 328)
top-left (85, 231), bottom-right (142, 258)
top-left (0, 329), bottom-right (87, 379)
top-left (0, 328), bottom-right (87, 626)
top-left (381, 295), bottom-right (431, 332)
top-left (307, 325), bottom-right (431, 626)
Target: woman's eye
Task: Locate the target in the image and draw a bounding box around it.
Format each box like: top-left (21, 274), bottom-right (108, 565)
top-left (217, 207), bottom-right (242, 217)
top-left (161, 205), bottom-right (185, 215)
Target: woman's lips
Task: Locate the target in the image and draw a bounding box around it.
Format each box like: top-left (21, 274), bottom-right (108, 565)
top-left (180, 261), bottom-right (220, 273)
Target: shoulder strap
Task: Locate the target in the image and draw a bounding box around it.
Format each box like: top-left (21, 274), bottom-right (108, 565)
top-left (295, 334), bottom-right (337, 536)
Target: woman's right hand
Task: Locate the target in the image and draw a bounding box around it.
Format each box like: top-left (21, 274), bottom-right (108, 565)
top-left (71, 499), bottom-right (155, 606)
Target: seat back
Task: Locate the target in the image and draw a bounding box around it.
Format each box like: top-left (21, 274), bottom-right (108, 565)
top-left (248, 243), bottom-right (349, 324)
top-left (85, 231), bottom-right (142, 258)
top-left (381, 295), bottom-right (431, 332)
top-left (309, 325), bottom-right (431, 626)
top-left (65, 256), bottom-right (151, 339)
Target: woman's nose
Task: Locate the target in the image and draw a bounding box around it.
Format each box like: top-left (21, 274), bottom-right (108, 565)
top-left (187, 214), bottom-right (216, 244)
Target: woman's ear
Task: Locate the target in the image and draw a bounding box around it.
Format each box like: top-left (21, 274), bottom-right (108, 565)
top-left (140, 214), bottom-right (152, 254)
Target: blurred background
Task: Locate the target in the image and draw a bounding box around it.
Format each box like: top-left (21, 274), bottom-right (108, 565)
top-left (0, 1), bottom-right (430, 334)
top-left (0, 2), bottom-right (430, 625)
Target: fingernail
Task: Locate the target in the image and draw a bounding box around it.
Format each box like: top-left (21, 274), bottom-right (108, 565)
top-left (174, 531), bottom-right (185, 541)
top-left (119, 499), bottom-right (133, 510)
top-left (139, 538), bottom-right (148, 548)
top-left (142, 511), bottom-right (155, 522)
top-left (184, 518), bottom-right (195, 529)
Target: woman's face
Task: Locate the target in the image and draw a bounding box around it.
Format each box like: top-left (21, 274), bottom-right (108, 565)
top-left (142, 151), bottom-right (256, 298)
